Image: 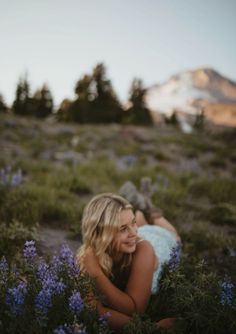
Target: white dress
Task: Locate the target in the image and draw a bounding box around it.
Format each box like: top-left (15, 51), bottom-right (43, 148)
top-left (138, 225), bottom-right (178, 294)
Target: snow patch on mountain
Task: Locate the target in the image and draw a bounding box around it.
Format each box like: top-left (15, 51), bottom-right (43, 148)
top-left (145, 72), bottom-right (215, 115)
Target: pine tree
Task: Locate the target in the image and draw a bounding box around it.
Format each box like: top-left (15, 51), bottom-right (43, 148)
top-left (0, 94), bottom-right (7, 112)
top-left (12, 76), bottom-right (30, 115)
top-left (91, 63), bottom-right (123, 123)
top-left (32, 84), bottom-right (53, 118)
top-left (125, 78), bottom-right (153, 125)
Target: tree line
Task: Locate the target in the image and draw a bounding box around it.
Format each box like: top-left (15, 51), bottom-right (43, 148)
top-left (0, 63), bottom-right (153, 125)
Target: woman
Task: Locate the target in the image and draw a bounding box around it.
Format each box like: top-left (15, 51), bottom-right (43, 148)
top-left (76, 193), bottom-right (180, 331)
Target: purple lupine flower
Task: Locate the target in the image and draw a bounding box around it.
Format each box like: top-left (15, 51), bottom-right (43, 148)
top-left (227, 247), bottom-right (236, 257)
top-left (37, 260), bottom-right (66, 295)
top-left (35, 288), bottom-right (53, 315)
top-left (6, 282), bottom-right (27, 316)
top-left (59, 244), bottom-right (80, 276)
top-left (60, 244), bottom-right (75, 267)
top-left (23, 240), bottom-right (37, 260)
top-left (220, 277), bottom-right (235, 306)
top-left (53, 327), bottom-right (66, 334)
top-left (0, 256), bottom-right (9, 283)
top-left (169, 241), bottom-right (182, 271)
top-left (51, 255), bottom-right (63, 274)
top-left (0, 166), bottom-right (23, 187)
top-left (0, 167), bottom-right (10, 185)
top-left (53, 323), bottom-right (76, 334)
top-left (98, 311), bottom-right (111, 326)
top-left (76, 326), bottom-right (87, 334)
top-left (11, 169), bottom-right (23, 186)
top-left (69, 291), bottom-right (84, 315)
top-left (37, 260), bottom-right (49, 281)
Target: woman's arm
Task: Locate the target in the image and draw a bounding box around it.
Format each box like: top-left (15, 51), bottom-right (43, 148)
top-left (82, 241), bottom-right (156, 316)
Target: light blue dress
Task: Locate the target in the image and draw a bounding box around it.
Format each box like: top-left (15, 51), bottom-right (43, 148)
top-left (138, 225), bottom-right (178, 294)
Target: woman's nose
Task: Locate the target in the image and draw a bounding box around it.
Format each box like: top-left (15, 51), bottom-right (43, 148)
top-left (129, 224), bottom-right (137, 236)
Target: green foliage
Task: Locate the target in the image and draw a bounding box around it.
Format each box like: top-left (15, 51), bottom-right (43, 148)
top-left (188, 177), bottom-right (236, 205)
top-left (59, 63), bottom-right (123, 123)
top-left (12, 75), bottom-right (53, 118)
top-left (0, 183), bottom-right (80, 229)
top-left (0, 221), bottom-right (37, 260)
top-left (124, 78), bottom-right (153, 125)
top-left (207, 203), bottom-right (236, 226)
top-left (31, 84), bottom-right (53, 118)
top-left (0, 184), bottom-right (41, 227)
top-left (144, 259), bottom-right (236, 334)
top-left (0, 93), bottom-right (8, 112)
top-left (193, 110), bottom-right (205, 130)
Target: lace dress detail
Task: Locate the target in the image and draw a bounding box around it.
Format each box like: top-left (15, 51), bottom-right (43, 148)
top-left (138, 225), bottom-right (177, 294)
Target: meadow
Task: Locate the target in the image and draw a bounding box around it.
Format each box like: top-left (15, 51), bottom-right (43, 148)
top-left (0, 113), bottom-right (235, 333)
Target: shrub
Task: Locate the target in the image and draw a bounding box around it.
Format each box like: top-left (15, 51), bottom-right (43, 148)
top-left (143, 258), bottom-right (236, 334)
top-left (188, 178), bottom-right (236, 205)
top-left (207, 203), bottom-right (236, 226)
top-left (0, 185), bottom-right (40, 227)
top-left (0, 221), bottom-right (37, 261)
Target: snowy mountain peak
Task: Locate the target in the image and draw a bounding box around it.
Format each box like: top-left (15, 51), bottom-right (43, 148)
top-left (145, 68), bottom-right (236, 116)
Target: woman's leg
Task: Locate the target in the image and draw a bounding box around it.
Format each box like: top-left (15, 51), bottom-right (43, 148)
top-left (135, 210), bottom-right (181, 241)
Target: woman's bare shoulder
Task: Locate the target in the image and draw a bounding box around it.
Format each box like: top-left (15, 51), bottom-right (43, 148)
top-left (135, 239), bottom-right (155, 258)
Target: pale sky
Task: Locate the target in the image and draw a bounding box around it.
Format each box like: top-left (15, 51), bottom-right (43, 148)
top-left (1, 0), bottom-right (236, 107)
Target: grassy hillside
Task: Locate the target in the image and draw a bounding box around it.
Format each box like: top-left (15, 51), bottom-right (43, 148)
top-left (0, 113), bottom-right (235, 333)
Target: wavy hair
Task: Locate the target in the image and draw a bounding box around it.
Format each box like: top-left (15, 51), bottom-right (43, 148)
top-left (76, 193), bottom-right (133, 277)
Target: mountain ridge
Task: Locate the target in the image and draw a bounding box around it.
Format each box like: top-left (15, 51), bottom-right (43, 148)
top-left (145, 67), bottom-right (236, 127)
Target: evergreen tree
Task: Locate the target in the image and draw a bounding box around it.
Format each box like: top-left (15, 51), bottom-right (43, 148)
top-left (12, 76), bottom-right (31, 115)
top-left (57, 98), bottom-right (73, 122)
top-left (91, 63), bottom-right (123, 123)
top-left (194, 109), bottom-right (205, 130)
top-left (124, 78), bottom-right (153, 125)
top-left (0, 94), bottom-right (8, 112)
top-left (32, 84), bottom-right (54, 118)
top-left (164, 110), bottom-right (178, 125)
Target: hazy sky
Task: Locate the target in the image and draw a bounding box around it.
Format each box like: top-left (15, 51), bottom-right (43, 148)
top-left (1, 0), bottom-right (236, 106)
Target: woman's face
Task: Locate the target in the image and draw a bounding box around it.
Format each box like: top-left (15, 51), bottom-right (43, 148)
top-left (112, 208), bottom-right (138, 255)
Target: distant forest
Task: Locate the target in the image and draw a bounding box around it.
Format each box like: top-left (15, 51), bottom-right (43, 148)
top-left (0, 63), bottom-right (153, 125)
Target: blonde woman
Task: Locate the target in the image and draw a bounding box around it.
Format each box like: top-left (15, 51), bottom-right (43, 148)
top-left (76, 193), bottom-right (180, 331)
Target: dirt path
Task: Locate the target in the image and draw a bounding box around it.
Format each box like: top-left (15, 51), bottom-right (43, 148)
top-left (37, 226), bottom-right (81, 255)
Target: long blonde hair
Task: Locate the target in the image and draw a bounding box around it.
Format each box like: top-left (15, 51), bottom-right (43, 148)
top-left (76, 193), bottom-right (133, 276)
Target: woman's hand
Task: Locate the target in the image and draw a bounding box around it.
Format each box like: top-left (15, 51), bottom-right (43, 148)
top-left (157, 317), bottom-right (176, 329)
top-left (83, 247), bottom-right (102, 277)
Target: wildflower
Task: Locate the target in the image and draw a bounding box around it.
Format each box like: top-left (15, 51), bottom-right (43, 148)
top-left (220, 277), bottom-right (235, 306)
top-left (60, 244), bottom-right (75, 266)
top-left (0, 166), bottom-right (23, 187)
top-left (11, 169), bottom-right (23, 186)
top-left (169, 241), bottom-right (182, 271)
top-left (6, 282), bottom-right (27, 316)
top-left (0, 256), bottom-right (9, 283)
top-left (59, 244), bottom-right (80, 275)
top-left (51, 255), bottom-right (63, 274)
top-left (37, 260), bottom-right (49, 281)
top-left (227, 247), bottom-right (236, 257)
top-left (53, 328), bottom-right (66, 334)
top-left (99, 311), bottom-right (111, 326)
top-left (69, 291), bottom-right (84, 315)
top-left (53, 324), bottom-right (68, 334)
top-left (23, 240), bottom-right (37, 260)
top-left (35, 288), bottom-right (53, 315)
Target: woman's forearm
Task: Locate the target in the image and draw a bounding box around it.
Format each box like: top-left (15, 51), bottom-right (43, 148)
top-left (98, 302), bottom-right (131, 330)
top-left (95, 270), bottom-right (136, 315)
